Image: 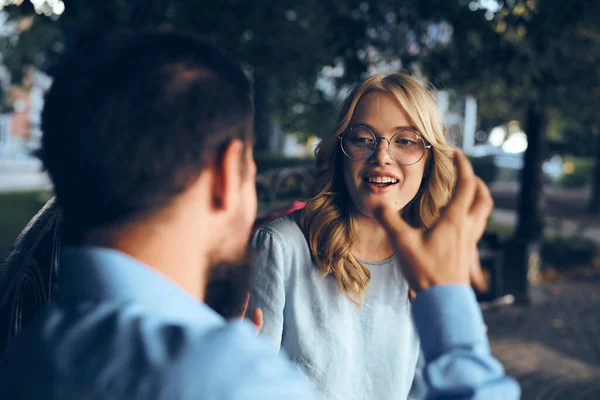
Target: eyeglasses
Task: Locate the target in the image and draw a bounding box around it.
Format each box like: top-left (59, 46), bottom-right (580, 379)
top-left (339, 125), bottom-right (431, 166)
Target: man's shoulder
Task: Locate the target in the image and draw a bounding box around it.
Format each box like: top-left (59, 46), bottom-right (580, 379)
top-left (0, 301), bottom-right (316, 399)
top-left (134, 316), bottom-right (317, 398)
top-left (192, 321), bottom-right (316, 398)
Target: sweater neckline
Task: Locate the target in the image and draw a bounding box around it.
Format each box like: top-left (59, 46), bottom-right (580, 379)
top-left (357, 253), bottom-right (397, 266)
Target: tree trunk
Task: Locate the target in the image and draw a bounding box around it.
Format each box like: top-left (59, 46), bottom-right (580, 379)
top-left (515, 104), bottom-right (547, 242)
top-left (503, 103), bottom-right (547, 304)
top-left (253, 75), bottom-right (280, 153)
top-left (588, 131), bottom-right (600, 213)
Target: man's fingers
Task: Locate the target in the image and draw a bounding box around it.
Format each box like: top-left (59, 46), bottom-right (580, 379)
top-left (470, 178), bottom-right (493, 216)
top-left (446, 150), bottom-right (477, 219)
top-left (470, 250), bottom-right (488, 293)
top-left (241, 293), bottom-right (263, 334)
top-left (251, 308), bottom-right (264, 333)
top-left (470, 178), bottom-right (494, 240)
top-left (373, 204), bottom-right (417, 248)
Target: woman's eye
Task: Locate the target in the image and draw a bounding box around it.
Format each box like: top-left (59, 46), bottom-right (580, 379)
top-left (352, 137), bottom-right (373, 145)
top-left (396, 138), bottom-right (414, 146)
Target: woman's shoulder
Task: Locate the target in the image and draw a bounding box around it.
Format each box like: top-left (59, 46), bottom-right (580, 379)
top-left (253, 209), bottom-right (306, 246)
top-left (251, 210), bottom-right (313, 276)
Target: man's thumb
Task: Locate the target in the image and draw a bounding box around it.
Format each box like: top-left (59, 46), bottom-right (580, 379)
top-left (251, 308), bottom-right (264, 334)
top-left (373, 204), bottom-right (414, 242)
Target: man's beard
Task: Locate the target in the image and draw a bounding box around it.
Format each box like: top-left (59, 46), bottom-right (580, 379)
top-left (204, 246), bottom-right (255, 320)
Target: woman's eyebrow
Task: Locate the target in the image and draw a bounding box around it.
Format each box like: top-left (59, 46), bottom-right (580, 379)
top-left (350, 122), bottom-right (418, 132)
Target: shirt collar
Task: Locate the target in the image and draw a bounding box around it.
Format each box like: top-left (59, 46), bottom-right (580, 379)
top-left (59, 246), bottom-right (224, 328)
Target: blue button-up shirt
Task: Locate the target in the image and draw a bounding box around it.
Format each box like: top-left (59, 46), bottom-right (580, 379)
top-left (412, 285), bottom-right (521, 399)
top-left (0, 247), bottom-right (316, 399)
top-left (0, 246), bottom-right (519, 399)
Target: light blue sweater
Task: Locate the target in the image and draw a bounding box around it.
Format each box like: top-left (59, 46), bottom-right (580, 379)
top-left (247, 211), bottom-right (425, 400)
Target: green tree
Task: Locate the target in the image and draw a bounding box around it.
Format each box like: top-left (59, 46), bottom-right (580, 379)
top-left (3, 1), bottom-right (488, 148)
top-left (1, 0), bottom-right (377, 151)
top-left (420, 0), bottom-right (600, 300)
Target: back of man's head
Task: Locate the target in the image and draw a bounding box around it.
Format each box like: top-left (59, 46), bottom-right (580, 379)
top-left (41, 30), bottom-right (253, 233)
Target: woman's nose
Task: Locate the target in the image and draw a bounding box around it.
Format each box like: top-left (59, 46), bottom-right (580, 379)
top-left (369, 138), bottom-right (394, 165)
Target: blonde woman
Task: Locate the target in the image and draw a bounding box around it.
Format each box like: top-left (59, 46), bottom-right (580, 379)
top-left (247, 73), bottom-right (456, 399)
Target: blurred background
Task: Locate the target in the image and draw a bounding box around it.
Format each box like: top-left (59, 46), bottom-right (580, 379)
top-left (0, 0), bottom-right (599, 398)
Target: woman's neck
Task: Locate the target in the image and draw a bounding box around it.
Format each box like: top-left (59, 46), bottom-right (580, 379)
top-left (351, 212), bottom-right (396, 262)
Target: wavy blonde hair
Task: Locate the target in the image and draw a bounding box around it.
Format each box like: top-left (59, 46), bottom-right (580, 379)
top-left (300, 73), bottom-right (456, 305)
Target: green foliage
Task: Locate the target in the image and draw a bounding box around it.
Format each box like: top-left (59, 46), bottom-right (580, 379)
top-left (545, 119), bottom-right (599, 158)
top-left (0, 190), bottom-right (53, 262)
top-left (541, 236), bottom-right (598, 270)
top-left (419, 0), bottom-right (600, 237)
top-left (0, 1), bottom-right (526, 144)
top-left (558, 157), bottom-right (593, 188)
top-left (421, 0), bottom-right (600, 128)
top-left (0, 16), bottom-right (63, 82)
top-left (0, 0), bottom-right (379, 142)
top-left (4, 0), bottom-right (598, 155)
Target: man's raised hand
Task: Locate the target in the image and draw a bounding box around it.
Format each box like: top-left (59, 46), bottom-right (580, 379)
top-left (374, 150), bottom-right (494, 292)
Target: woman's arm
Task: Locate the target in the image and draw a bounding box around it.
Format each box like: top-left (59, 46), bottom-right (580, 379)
top-left (246, 228), bottom-right (287, 349)
top-left (408, 351), bottom-right (427, 400)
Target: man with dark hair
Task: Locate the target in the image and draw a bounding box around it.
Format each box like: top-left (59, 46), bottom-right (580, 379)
top-left (0, 29), bottom-right (517, 399)
top-left (0, 30), bottom-right (314, 399)
top-left (41, 30), bottom-right (255, 238)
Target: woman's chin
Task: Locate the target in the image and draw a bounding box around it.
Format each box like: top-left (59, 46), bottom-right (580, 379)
top-left (359, 196), bottom-right (406, 218)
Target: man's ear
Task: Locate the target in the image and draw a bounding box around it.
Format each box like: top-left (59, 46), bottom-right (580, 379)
top-left (212, 139), bottom-right (245, 212)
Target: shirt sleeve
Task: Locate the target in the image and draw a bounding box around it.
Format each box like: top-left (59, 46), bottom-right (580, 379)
top-left (182, 321), bottom-right (322, 400)
top-left (246, 228), bottom-right (287, 349)
top-left (229, 325), bottom-right (322, 400)
top-left (411, 284), bottom-right (521, 400)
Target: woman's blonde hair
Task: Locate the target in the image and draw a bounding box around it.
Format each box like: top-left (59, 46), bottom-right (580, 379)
top-left (300, 72), bottom-right (456, 305)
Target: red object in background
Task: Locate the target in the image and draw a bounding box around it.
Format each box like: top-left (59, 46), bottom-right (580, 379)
top-left (252, 200), bottom-right (306, 234)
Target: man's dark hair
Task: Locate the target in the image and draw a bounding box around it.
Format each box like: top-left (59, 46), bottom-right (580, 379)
top-left (41, 29), bottom-right (253, 233)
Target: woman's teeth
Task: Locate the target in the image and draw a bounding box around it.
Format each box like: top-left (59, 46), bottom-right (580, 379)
top-left (366, 177), bottom-right (398, 184)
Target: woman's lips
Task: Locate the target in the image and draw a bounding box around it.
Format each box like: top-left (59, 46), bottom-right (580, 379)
top-left (363, 179), bottom-right (399, 194)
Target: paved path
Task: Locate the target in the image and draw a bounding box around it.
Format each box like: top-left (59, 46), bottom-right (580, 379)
top-left (491, 208), bottom-right (600, 244)
top-left (485, 280), bottom-right (600, 399)
top-left (490, 182), bottom-right (594, 218)
top-left (0, 158), bottom-right (52, 193)
top-left (490, 181), bottom-right (600, 243)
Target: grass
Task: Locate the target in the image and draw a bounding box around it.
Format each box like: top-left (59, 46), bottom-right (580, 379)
top-left (485, 216), bottom-right (515, 238)
top-left (0, 190), bottom-right (301, 261)
top-left (0, 191), bottom-right (295, 261)
top-left (0, 190), bottom-right (53, 261)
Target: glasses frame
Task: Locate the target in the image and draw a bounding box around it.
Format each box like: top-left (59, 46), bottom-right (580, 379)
top-left (338, 124), bottom-right (432, 166)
